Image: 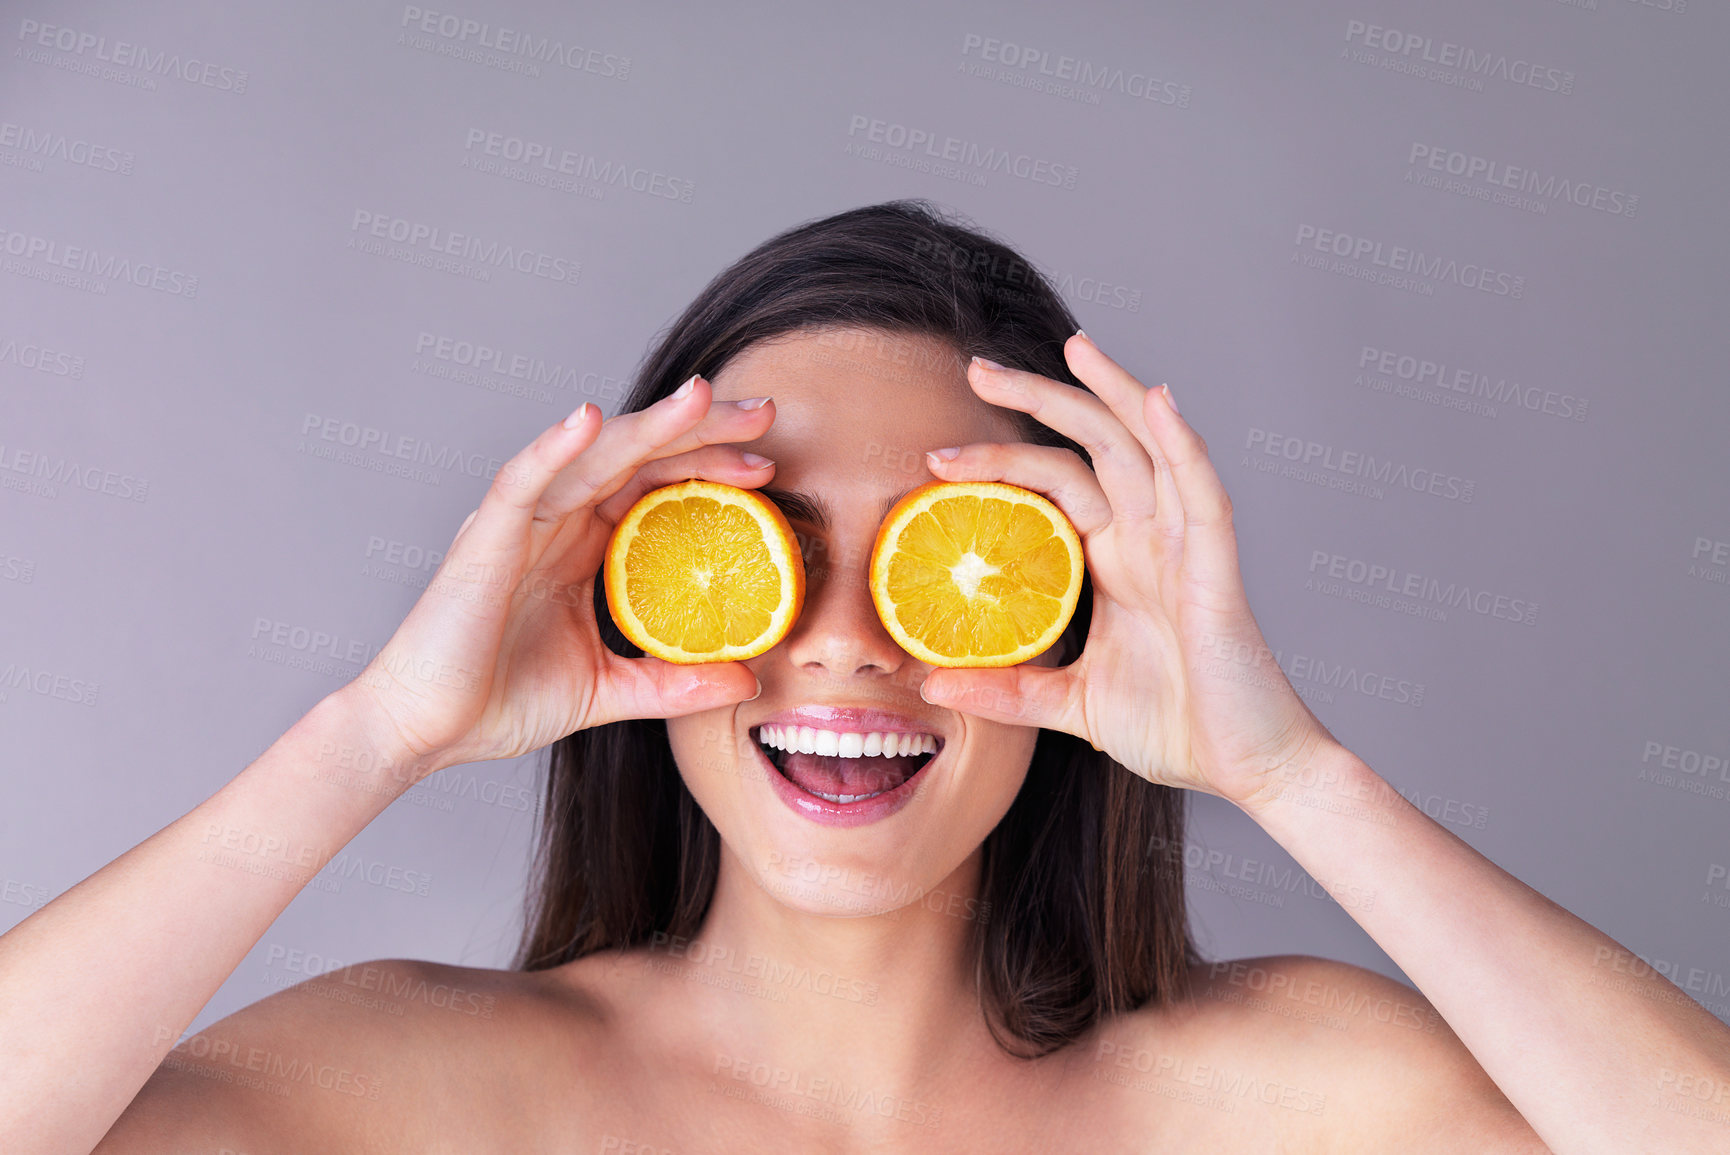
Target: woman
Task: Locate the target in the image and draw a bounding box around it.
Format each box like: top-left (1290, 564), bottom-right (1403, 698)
top-left (5, 201), bottom-right (1726, 1153)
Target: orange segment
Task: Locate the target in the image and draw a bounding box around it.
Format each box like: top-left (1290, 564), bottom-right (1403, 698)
top-left (604, 480), bottom-right (805, 664)
top-left (869, 481), bottom-right (1084, 668)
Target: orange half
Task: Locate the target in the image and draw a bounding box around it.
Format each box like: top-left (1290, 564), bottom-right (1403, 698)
top-left (604, 480), bottom-right (805, 664)
top-left (869, 481), bottom-right (1084, 668)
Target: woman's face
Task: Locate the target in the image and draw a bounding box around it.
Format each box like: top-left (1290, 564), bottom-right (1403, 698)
top-left (664, 326), bottom-right (1059, 917)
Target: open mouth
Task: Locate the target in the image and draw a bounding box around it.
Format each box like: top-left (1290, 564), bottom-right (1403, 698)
top-left (753, 724), bottom-right (942, 804)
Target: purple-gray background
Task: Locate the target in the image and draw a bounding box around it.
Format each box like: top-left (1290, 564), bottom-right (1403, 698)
top-left (3, 1), bottom-right (1726, 1038)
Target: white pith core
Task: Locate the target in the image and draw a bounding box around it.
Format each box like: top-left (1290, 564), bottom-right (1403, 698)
top-left (950, 552), bottom-right (996, 598)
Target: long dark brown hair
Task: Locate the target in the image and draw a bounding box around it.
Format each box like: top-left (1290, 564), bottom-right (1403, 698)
top-left (515, 199), bottom-right (1199, 1058)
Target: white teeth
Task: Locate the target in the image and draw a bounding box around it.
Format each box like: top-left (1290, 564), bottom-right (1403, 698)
top-left (756, 725), bottom-right (941, 759)
top-left (809, 788), bottom-right (888, 803)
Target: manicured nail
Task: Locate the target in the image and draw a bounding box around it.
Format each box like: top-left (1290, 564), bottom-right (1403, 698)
top-left (672, 374), bottom-right (699, 400)
top-left (972, 355), bottom-right (1008, 372)
top-left (1074, 329), bottom-right (1091, 344)
top-left (733, 395), bottom-right (771, 410)
top-left (1162, 382), bottom-right (1179, 414)
top-left (927, 447), bottom-right (960, 466)
top-left (919, 680), bottom-right (944, 705)
top-left (747, 678), bottom-right (763, 701)
top-left (742, 452), bottom-right (774, 469)
top-left (563, 402), bottom-right (592, 429)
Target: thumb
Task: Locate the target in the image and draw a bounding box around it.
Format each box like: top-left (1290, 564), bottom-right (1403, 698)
top-left (588, 655), bottom-right (759, 728)
top-left (920, 665), bottom-right (1080, 737)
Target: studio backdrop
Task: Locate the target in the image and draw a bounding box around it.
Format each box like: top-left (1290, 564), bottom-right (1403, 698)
top-left (2, 0), bottom-right (1726, 1039)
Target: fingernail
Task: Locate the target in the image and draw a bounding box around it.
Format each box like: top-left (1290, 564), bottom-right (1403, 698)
top-left (971, 355), bottom-right (1008, 372)
top-left (919, 680), bottom-right (943, 704)
top-left (563, 401), bottom-right (592, 429)
top-left (1074, 329), bottom-right (1090, 342)
top-left (747, 678), bottom-right (762, 701)
top-left (742, 452), bottom-right (774, 469)
top-left (733, 395), bottom-right (771, 410)
top-left (927, 447), bottom-right (960, 466)
top-left (672, 374), bottom-right (699, 400)
top-left (1162, 382), bottom-right (1179, 414)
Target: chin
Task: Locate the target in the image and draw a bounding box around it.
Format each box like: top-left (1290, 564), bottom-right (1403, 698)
top-left (669, 702), bottom-right (1037, 919)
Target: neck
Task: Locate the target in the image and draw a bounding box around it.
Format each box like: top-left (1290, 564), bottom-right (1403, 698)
top-left (671, 842), bottom-right (999, 1103)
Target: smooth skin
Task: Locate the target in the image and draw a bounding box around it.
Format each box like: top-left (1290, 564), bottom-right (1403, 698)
top-left (1, 327), bottom-right (1725, 1153)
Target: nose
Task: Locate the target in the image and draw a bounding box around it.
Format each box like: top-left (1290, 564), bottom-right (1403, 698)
top-left (777, 532), bottom-right (910, 681)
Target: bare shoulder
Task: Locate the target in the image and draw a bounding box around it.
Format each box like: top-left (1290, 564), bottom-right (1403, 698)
top-left (1092, 954), bottom-right (1552, 1154)
top-left (96, 957), bottom-right (585, 1153)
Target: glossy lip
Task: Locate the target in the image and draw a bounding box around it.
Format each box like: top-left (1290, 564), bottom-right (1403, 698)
top-left (755, 704), bottom-right (945, 737)
top-left (750, 705), bottom-right (947, 829)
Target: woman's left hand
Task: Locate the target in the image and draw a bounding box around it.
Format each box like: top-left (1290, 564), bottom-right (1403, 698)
top-left (919, 333), bottom-right (1335, 810)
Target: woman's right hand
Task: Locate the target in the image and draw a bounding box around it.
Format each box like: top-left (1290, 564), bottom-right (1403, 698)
top-left (345, 376), bottom-right (776, 778)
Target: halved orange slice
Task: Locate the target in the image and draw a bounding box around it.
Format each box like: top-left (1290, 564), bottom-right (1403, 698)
top-left (604, 480), bottom-right (805, 664)
top-left (869, 481), bottom-right (1084, 668)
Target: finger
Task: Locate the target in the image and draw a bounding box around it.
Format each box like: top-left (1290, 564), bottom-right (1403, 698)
top-left (1141, 380), bottom-right (1244, 602)
top-left (587, 652), bottom-right (759, 728)
top-left (593, 443), bottom-right (777, 526)
top-left (1063, 335), bottom-right (1186, 539)
top-left (921, 442), bottom-right (1110, 537)
top-left (965, 357), bottom-right (1161, 524)
top-left (539, 384), bottom-right (775, 519)
top-left (920, 663), bottom-right (1086, 741)
top-left (452, 401), bottom-right (608, 570)
top-left (1061, 333), bottom-right (1161, 461)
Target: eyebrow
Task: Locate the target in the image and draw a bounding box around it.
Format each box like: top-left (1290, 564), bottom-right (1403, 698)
top-left (758, 487), bottom-right (914, 531)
